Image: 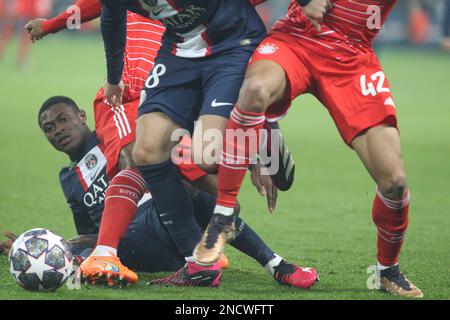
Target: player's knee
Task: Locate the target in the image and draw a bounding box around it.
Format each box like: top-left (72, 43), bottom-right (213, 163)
top-left (378, 172), bottom-right (408, 200)
top-left (240, 76), bottom-right (271, 113)
top-left (132, 142), bottom-right (169, 166)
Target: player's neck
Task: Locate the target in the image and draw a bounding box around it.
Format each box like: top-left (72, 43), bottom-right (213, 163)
top-left (68, 130), bottom-right (96, 162)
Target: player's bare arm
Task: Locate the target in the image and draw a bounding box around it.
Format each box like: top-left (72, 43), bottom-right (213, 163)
top-left (100, 0), bottom-right (127, 106)
top-left (25, 0), bottom-right (102, 43)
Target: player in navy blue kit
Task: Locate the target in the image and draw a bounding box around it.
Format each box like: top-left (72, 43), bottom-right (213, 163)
top-left (0, 95), bottom-right (316, 288)
top-left (91, 0), bottom-right (275, 286)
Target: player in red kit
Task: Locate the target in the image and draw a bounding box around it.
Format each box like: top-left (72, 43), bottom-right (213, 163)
top-left (195, 0), bottom-right (423, 298)
top-left (1, 0), bottom-right (51, 65)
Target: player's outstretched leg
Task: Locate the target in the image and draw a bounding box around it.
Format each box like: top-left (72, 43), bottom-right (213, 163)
top-left (80, 166), bottom-right (145, 286)
top-left (352, 125), bottom-right (423, 298)
top-left (194, 60), bottom-right (288, 266)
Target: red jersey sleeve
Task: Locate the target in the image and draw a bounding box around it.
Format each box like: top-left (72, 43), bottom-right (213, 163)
top-left (42, 0), bottom-right (101, 34)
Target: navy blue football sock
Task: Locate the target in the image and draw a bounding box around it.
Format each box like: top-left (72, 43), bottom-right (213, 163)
top-left (192, 190), bottom-right (216, 228)
top-left (138, 160), bottom-right (202, 258)
top-left (192, 190), bottom-right (275, 266)
top-left (230, 217), bottom-right (276, 267)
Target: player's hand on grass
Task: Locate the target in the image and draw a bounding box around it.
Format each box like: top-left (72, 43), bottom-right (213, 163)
top-left (66, 234), bottom-right (98, 249)
top-left (301, 0), bottom-right (333, 32)
top-left (250, 163), bottom-right (278, 214)
top-left (24, 19), bottom-right (48, 43)
top-left (104, 80), bottom-right (125, 107)
top-left (0, 231), bottom-right (18, 255)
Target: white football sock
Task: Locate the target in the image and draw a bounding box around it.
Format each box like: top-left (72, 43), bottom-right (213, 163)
top-left (91, 245), bottom-right (117, 257)
top-left (377, 261), bottom-right (398, 271)
top-left (214, 205), bottom-right (235, 216)
top-left (264, 254), bottom-right (284, 276)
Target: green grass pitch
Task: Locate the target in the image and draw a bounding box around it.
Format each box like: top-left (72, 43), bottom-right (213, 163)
top-left (0, 36), bottom-right (449, 300)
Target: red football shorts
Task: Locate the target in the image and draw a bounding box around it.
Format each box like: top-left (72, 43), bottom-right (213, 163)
top-left (93, 89), bottom-right (137, 177)
top-left (93, 89), bottom-right (206, 182)
top-left (251, 30), bottom-right (398, 146)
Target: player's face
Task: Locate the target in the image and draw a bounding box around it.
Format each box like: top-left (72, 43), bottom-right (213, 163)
top-left (39, 103), bottom-right (88, 155)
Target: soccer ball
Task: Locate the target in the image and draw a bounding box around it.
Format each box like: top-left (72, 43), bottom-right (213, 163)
top-left (8, 228), bottom-right (73, 291)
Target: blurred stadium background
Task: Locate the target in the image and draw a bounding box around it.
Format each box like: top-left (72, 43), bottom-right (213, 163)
top-left (0, 0), bottom-right (449, 300)
top-left (3, 0), bottom-right (450, 50)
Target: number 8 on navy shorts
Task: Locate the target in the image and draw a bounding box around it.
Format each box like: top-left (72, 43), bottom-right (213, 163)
top-left (138, 45), bottom-right (257, 132)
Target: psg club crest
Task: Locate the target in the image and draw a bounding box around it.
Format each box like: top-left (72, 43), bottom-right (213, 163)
top-left (85, 154), bottom-right (98, 169)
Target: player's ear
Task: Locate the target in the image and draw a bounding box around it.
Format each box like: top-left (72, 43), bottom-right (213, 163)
top-left (79, 109), bottom-right (87, 123)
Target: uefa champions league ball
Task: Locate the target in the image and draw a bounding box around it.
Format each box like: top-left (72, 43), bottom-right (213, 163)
top-left (8, 228), bottom-right (73, 291)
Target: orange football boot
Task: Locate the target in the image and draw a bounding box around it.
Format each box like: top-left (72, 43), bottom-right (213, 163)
top-left (218, 253), bottom-right (229, 270)
top-left (80, 254), bottom-right (138, 286)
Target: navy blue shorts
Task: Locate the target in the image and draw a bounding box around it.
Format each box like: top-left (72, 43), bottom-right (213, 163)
top-left (117, 191), bottom-right (218, 272)
top-left (118, 199), bottom-right (185, 273)
top-left (138, 45), bottom-right (257, 132)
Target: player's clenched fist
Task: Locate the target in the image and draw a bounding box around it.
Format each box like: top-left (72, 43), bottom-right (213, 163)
top-left (298, 0), bottom-right (333, 32)
top-left (24, 19), bottom-right (48, 43)
top-left (104, 80), bottom-right (125, 107)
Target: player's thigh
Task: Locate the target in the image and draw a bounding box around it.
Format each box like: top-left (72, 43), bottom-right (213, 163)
top-left (118, 141), bottom-right (136, 170)
top-left (352, 125), bottom-right (407, 199)
top-left (140, 53), bottom-right (203, 132)
top-left (315, 52), bottom-right (398, 146)
top-left (120, 201), bottom-right (185, 272)
top-left (249, 32), bottom-right (314, 118)
top-left (191, 114), bottom-right (228, 173)
top-left (315, 52), bottom-right (406, 197)
top-left (196, 46), bottom-right (255, 171)
top-left (133, 112), bottom-right (180, 165)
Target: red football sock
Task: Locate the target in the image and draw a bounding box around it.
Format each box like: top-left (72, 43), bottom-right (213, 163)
top-left (216, 106), bottom-right (265, 210)
top-left (372, 187), bottom-right (410, 266)
top-left (0, 24), bottom-right (14, 58)
top-left (97, 168), bottom-right (147, 248)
